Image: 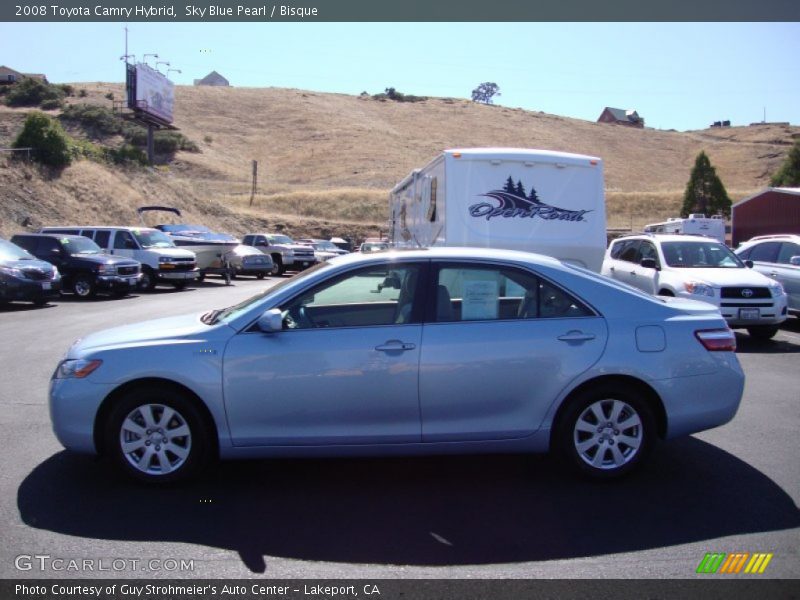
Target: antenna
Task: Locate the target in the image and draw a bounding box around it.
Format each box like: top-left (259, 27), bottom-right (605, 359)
top-left (120, 25), bottom-right (134, 63)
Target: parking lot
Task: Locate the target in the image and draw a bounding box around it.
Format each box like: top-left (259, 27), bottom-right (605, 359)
top-left (1, 276), bottom-right (798, 579)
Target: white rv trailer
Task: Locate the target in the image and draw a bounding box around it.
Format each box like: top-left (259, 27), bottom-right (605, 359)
top-left (643, 214), bottom-right (726, 244)
top-left (389, 148), bottom-right (607, 272)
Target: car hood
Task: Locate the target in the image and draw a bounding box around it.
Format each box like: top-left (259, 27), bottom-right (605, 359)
top-left (660, 296), bottom-right (725, 316)
top-left (70, 253), bottom-right (139, 266)
top-left (668, 267), bottom-right (773, 287)
top-left (1, 257), bottom-right (56, 272)
top-left (68, 312), bottom-right (228, 356)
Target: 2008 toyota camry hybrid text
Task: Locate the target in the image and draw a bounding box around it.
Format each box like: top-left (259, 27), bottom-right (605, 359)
top-left (49, 247), bottom-right (745, 482)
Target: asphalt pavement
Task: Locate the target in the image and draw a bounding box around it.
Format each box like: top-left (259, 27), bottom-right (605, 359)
top-left (0, 276), bottom-right (798, 579)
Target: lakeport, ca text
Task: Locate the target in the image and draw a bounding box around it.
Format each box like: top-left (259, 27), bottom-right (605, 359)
top-left (16, 584), bottom-right (379, 597)
top-left (15, 4), bottom-right (320, 19)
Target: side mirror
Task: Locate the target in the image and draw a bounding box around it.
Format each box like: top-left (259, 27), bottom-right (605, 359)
top-left (745, 260), bottom-right (754, 269)
top-left (257, 308), bottom-right (284, 333)
top-left (790, 256), bottom-right (800, 267)
top-left (640, 257), bottom-right (658, 270)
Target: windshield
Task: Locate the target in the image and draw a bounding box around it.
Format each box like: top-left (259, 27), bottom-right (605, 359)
top-left (316, 241), bottom-right (338, 251)
top-left (204, 261), bottom-right (334, 325)
top-left (269, 235), bottom-right (294, 245)
top-left (0, 239), bottom-right (34, 261)
top-left (133, 229), bottom-right (176, 249)
top-left (661, 241), bottom-right (744, 268)
top-left (61, 236), bottom-right (102, 255)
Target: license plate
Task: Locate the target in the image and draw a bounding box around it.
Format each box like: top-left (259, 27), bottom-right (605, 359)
top-left (739, 308), bottom-right (760, 320)
top-left (41, 282), bottom-right (51, 290)
top-left (128, 278), bottom-right (137, 286)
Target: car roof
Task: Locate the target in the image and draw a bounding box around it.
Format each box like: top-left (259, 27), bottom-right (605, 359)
top-left (13, 233), bottom-right (86, 240)
top-left (334, 246), bottom-right (566, 268)
top-left (614, 233), bottom-right (722, 244)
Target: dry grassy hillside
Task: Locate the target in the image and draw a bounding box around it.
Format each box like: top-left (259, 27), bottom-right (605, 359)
top-left (1, 82), bottom-right (798, 241)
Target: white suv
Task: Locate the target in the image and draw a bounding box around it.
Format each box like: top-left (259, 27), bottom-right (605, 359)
top-left (603, 234), bottom-right (788, 339)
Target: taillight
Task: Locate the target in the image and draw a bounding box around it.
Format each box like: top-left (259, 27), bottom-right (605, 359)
top-left (695, 329), bottom-right (737, 352)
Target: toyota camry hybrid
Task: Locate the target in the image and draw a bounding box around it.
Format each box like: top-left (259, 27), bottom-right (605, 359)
top-left (49, 247), bottom-right (745, 482)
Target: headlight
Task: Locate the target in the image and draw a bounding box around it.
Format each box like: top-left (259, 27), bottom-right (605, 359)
top-left (54, 359), bottom-right (102, 379)
top-left (52, 269), bottom-right (61, 281)
top-left (97, 264), bottom-right (117, 275)
top-left (285, 249), bottom-right (295, 258)
top-left (158, 256), bottom-right (175, 263)
top-left (684, 281), bottom-right (715, 297)
top-left (0, 266), bottom-right (23, 278)
top-left (768, 281), bottom-right (785, 297)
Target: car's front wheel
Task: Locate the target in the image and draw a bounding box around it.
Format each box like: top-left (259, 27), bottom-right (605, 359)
top-left (105, 386), bottom-right (212, 483)
top-left (138, 266), bottom-right (157, 292)
top-left (559, 385), bottom-right (655, 479)
top-left (747, 326), bottom-right (779, 340)
top-left (73, 274), bottom-right (97, 299)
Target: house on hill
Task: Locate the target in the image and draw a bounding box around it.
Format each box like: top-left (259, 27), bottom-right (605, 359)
top-left (597, 107), bottom-right (645, 128)
top-left (0, 66), bottom-right (48, 85)
top-left (193, 71), bottom-right (230, 87)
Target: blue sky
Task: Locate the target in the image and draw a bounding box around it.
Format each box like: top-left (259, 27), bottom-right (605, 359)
top-left (2, 22), bottom-right (798, 131)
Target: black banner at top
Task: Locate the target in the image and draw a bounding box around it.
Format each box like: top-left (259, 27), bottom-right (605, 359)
top-left (3, 0), bottom-right (800, 22)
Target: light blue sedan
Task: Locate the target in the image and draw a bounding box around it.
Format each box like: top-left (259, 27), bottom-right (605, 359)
top-left (50, 247), bottom-right (744, 482)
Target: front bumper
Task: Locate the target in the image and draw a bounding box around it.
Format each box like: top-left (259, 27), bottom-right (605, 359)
top-left (96, 273), bottom-right (141, 291)
top-left (157, 269), bottom-right (200, 281)
top-left (677, 291), bottom-right (788, 327)
top-left (1, 277), bottom-right (61, 302)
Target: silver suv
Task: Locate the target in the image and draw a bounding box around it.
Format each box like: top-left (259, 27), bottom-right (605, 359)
top-left (603, 233), bottom-right (788, 339)
top-left (734, 234), bottom-right (800, 317)
top-left (241, 233), bottom-right (316, 276)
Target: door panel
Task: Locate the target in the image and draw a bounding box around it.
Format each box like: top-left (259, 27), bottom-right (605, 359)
top-left (419, 317), bottom-right (607, 441)
top-left (223, 326), bottom-right (423, 446)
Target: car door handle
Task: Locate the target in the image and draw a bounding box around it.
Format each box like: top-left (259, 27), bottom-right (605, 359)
top-left (557, 331), bottom-right (596, 343)
top-left (375, 340), bottom-right (416, 352)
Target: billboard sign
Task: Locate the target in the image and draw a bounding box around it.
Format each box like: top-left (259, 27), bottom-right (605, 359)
top-left (126, 62), bottom-right (174, 124)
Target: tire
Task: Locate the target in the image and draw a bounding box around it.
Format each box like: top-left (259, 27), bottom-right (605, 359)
top-left (558, 384), bottom-right (655, 479)
top-left (73, 274), bottom-right (97, 299)
top-left (172, 281), bottom-right (187, 290)
top-left (658, 289), bottom-right (675, 297)
top-left (138, 266), bottom-right (157, 292)
top-left (747, 326), bottom-right (778, 340)
top-left (256, 273), bottom-right (266, 280)
top-left (32, 298), bottom-right (48, 306)
top-left (105, 385), bottom-right (212, 483)
top-left (270, 255), bottom-right (284, 277)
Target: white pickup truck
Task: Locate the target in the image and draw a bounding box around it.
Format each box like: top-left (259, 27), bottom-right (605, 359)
top-left (241, 233), bottom-right (317, 276)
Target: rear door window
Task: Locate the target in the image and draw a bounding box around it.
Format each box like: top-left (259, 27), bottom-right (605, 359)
top-left (777, 243), bottom-right (800, 265)
top-left (93, 230), bottom-right (111, 248)
top-left (749, 242), bottom-right (780, 263)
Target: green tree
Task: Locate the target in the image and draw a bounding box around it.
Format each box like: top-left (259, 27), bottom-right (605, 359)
top-left (13, 112), bottom-right (72, 167)
top-left (471, 82), bottom-right (501, 105)
top-left (770, 139), bottom-right (800, 187)
top-left (681, 151), bottom-right (731, 218)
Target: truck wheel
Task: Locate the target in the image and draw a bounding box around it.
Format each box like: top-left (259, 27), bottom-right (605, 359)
top-left (105, 385), bottom-right (212, 483)
top-left (270, 256), bottom-right (284, 276)
top-left (73, 274), bottom-right (97, 299)
top-left (172, 281), bottom-right (187, 291)
top-left (138, 266), bottom-right (157, 292)
top-left (558, 384), bottom-right (655, 479)
top-left (256, 273), bottom-right (266, 280)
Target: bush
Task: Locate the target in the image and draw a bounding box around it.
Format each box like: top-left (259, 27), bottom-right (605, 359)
top-left (5, 78), bottom-right (66, 108)
top-left (108, 143), bottom-right (147, 165)
top-left (104, 92), bottom-right (114, 101)
top-left (57, 84), bottom-right (74, 97)
top-left (372, 87), bottom-right (427, 103)
top-left (13, 112), bottom-right (72, 167)
top-left (40, 98), bottom-right (63, 110)
top-left (61, 103), bottom-right (123, 136)
top-left (78, 89), bottom-right (88, 98)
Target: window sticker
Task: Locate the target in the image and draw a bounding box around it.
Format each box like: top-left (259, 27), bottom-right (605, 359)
top-left (461, 280), bottom-right (499, 321)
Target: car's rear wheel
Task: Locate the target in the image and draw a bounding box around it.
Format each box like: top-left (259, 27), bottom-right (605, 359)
top-left (559, 385), bottom-right (655, 479)
top-left (105, 386), bottom-right (211, 483)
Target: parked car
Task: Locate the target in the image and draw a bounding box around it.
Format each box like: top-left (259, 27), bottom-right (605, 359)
top-left (224, 244), bottom-right (274, 279)
top-left (734, 234), bottom-right (800, 317)
top-left (360, 241), bottom-right (390, 253)
top-left (11, 233), bottom-right (141, 299)
top-left (40, 226), bottom-right (199, 291)
top-left (241, 233), bottom-right (316, 276)
top-left (296, 238), bottom-right (350, 262)
top-left (602, 234), bottom-right (788, 339)
top-left (50, 247), bottom-right (744, 483)
top-left (0, 238), bottom-right (61, 306)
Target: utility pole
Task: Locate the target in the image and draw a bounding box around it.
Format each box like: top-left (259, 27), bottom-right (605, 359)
top-left (249, 160), bottom-right (258, 206)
